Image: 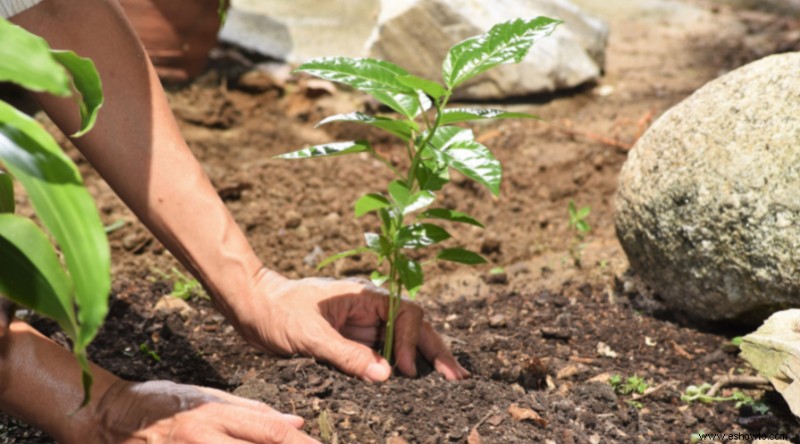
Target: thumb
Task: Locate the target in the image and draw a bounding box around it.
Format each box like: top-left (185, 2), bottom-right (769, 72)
top-left (311, 323), bottom-right (391, 382)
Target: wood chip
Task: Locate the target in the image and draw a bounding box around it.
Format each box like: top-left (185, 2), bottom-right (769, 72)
top-left (671, 341), bottom-right (695, 360)
top-left (508, 403), bottom-right (547, 427)
top-left (467, 428), bottom-right (482, 444)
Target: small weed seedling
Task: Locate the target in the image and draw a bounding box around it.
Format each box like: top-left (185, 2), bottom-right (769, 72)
top-left (567, 200), bottom-right (591, 267)
top-left (277, 18), bottom-right (562, 362)
top-left (610, 374), bottom-right (649, 409)
top-left (680, 383), bottom-right (755, 408)
top-left (152, 267), bottom-right (207, 301)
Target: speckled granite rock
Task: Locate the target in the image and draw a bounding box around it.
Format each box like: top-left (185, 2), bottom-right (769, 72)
top-left (615, 53), bottom-right (800, 322)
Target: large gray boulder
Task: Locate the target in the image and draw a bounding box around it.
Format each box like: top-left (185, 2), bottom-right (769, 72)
top-left (615, 53), bottom-right (800, 322)
top-left (368, 0), bottom-right (608, 99)
top-left (219, 0), bottom-right (608, 99)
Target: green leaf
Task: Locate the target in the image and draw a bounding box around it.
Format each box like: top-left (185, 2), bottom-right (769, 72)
top-left (317, 247), bottom-right (370, 270)
top-left (0, 101), bottom-right (110, 351)
top-left (0, 214), bottom-right (77, 338)
top-left (388, 180), bottom-right (412, 206)
top-left (440, 108), bottom-right (540, 125)
top-left (365, 232), bottom-right (391, 256)
top-left (397, 223), bottom-right (451, 248)
top-left (354, 193), bottom-right (391, 218)
top-left (396, 255), bottom-right (423, 299)
top-left (415, 159), bottom-right (450, 192)
top-left (316, 112), bottom-right (418, 141)
top-left (420, 208), bottom-right (484, 228)
top-left (443, 17), bottom-right (562, 89)
top-left (0, 169), bottom-right (13, 213)
top-left (436, 247), bottom-right (488, 265)
top-left (296, 57), bottom-right (424, 118)
top-left (423, 126), bottom-right (474, 151)
top-left (0, 19), bottom-right (71, 96)
top-left (370, 271), bottom-right (389, 287)
top-left (50, 51), bottom-right (104, 137)
top-left (275, 141), bottom-right (370, 159)
top-left (439, 140), bottom-right (502, 196)
top-left (577, 207), bottom-right (591, 219)
top-left (397, 75), bottom-right (447, 100)
top-left (403, 190), bottom-right (435, 215)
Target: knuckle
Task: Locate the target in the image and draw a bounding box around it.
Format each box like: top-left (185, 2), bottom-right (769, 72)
top-left (263, 419), bottom-right (291, 442)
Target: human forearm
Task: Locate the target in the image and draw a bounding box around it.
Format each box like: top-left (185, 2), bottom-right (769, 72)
top-left (0, 321), bottom-right (120, 443)
top-left (11, 0), bottom-right (263, 317)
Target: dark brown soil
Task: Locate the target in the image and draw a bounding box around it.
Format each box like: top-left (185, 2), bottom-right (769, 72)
top-left (3, 1), bottom-right (800, 443)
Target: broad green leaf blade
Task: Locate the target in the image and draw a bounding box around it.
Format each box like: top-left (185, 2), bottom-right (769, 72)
top-left (296, 57), bottom-right (422, 118)
top-left (436, 247), bottom-right (488, 265)
top-left (443, 17), bottom-right (562, 89)
top-left (439, 140), bottom-right (502, 196)
top-left (396, 255), bottom-right (423, 299)
top-left (0, 169), bottom-right (13, 213)
top-left (0, 101), bottom-right (110, 350)
top-left (577, 207), bottom-right (591, 219)
top-left (0, 214), bottom-right (77, 337)
top-left (398, 223), bottom-right (451, 248)
top-left (317, 247), bottom-right (370, 270)
top-left (422, 126), bottom-right (474, 152)
top-left (0, 19), bottom-right (71, 96)
top-left (398, 75), bottom-right (447, 100)
top-left (415, 159), bottom-right (450, 192)
top-left (576, 220), bottom-right (590, 233)
top-left (316, 112), bottom-right (417, 141)
top-left (365, 232), bottom-right (392, 256)
top-left (440, 108), bottom-right (540, 125)
top-left (404, 190), bottom-right (435, 215)
top-left (420, 208), bottom-right (484, 228)
top-left (354, 193), bottom-right (391, 218)
top-left (388, 180), bottom-right (412, 207)
top-left (50, 50), bottom-right (104, 137)
top-left (275, 141), bottom-right (370, 159)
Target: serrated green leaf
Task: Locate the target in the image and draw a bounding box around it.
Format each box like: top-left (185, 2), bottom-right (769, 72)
top-left (316, 112), bottom-right (418, 141)
top-left (404, 190), bottom-right (435, 215)
top-left (443, 17), bottom-right (562, 89)
top-left (50, 51), bottom-right (104, 137)
top-left (420, 208), bottom-right (483, 228)
top-left (0, 214), bottom-right (77, 338)
top-left (398, 74), bottom-right (447, 100)
top-left (0, 170), bottom-right (13, 213)
top-left (440, 108), bottom-right (540, 125)
top-left (0, 101), bottom-right (110, 352)
top-left (355, 193), bottom-right (391, 218)
top-left (438, 140), bottom-right (502, 196)
top-left (436, 247), bottom-right (488, 265)
top-left (275, 141), bottom-right (370, 159)
top-left (0, 19), bottom-right (71, 96)
top-left (296, 57), bottom-right (424, 118)
top-left (396, 255), bottom-right (423, 299)
top-left (397, 223), bottom-right (451, 248)
top-left (370, 270), bottom-right (389, 287)
top-left (317, 247), bottom-right (370, 270)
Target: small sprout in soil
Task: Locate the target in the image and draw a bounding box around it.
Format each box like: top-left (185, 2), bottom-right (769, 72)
top-left (275, 17), bottom-right (562, 363)
top-left (139, 342), bottom-right (161, 362)
top-left (567, 200), bottom-right (591, 267)
top-left (610, 374), bottom-right (649, 395)
top-left (730, 336), bottom-right (743, 347)
top-left (680, 383), bottom-right (755, 408)
top-left (154, 267), bottom-right (208, 301)
top-left (689, 430), bottom-right (706, 444)
top-left (103, 219), bottom-right (127, 234)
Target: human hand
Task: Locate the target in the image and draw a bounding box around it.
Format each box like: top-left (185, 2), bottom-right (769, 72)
top-left (230, 270), bottom-right (470, 382)
top-left (92, 380), bottom-right (319, 444)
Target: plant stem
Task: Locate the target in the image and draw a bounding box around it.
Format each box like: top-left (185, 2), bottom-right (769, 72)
top-left (382, 256), bottom-right (401, 362)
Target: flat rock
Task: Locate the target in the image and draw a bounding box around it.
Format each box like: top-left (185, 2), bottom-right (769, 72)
top-left (615, 53), bottom-right (800, 321)
top-left (740, 309), bottom-right (800, 418)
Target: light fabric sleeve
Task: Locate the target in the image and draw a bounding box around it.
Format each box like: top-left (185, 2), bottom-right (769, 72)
top-left (0, 0), bottom-right (44, 19)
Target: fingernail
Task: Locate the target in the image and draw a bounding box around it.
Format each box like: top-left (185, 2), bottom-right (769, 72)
top-left (366, 362), bottom-right (390, 382)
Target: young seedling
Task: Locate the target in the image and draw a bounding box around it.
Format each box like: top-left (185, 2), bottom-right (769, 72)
top-left (680, 383), bottom-right (755, 408)
top-left (277, 17), bottom-right (562, 363)
top-left (610, 374), bottom-right (650, 395)
top-left (567, 200), bottom-right (591, 267)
